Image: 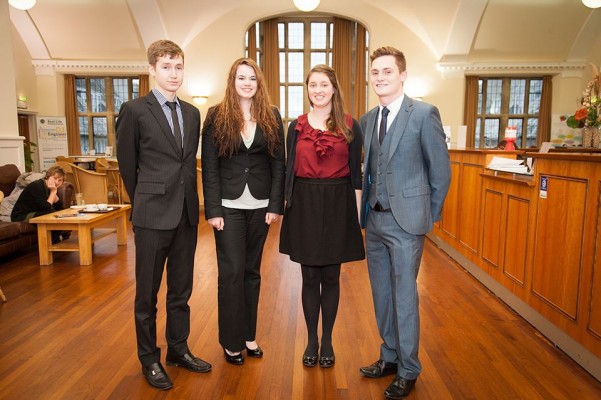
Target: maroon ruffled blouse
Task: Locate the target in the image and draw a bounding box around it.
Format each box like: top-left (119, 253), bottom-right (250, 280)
top-left (293, 113), bottom-right (351, 179)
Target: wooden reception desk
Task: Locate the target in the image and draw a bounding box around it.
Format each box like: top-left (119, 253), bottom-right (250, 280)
top-left (429, 149), bottom-right (601, 380)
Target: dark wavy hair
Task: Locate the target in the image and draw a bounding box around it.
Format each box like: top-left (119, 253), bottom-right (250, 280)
top-left (212, 58), bottom-right (281, 157)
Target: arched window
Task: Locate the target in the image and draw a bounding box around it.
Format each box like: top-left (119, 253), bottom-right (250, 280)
top-left (246, 16), bottom-right (369, 126)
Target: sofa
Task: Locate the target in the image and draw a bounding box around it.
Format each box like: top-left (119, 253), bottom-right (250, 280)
top-left (0, 164), bottom-right (74, 259)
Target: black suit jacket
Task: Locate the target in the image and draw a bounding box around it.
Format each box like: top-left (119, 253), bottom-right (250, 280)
top-left (116, 91), bottom-right (200, 230)
top-left (201, 106), bottom-right (285, 219)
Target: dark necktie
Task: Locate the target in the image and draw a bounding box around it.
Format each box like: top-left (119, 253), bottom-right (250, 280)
top-left (166, 101), bottom-right (183, 153)
top-left (379, 106), bottom-right (390, 145)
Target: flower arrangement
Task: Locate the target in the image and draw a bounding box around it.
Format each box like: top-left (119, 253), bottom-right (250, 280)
top-left (565, 63), bottom-right (601, 129)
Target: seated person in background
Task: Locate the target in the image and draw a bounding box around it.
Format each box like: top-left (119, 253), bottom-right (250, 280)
top-left (496, 139), bottom-right (519, 150)
top-left (11, 165), bottom-right (70, 243)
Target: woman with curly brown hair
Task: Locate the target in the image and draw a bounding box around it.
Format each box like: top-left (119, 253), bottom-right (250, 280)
top-left (202, 58), bottom-right (285, 365)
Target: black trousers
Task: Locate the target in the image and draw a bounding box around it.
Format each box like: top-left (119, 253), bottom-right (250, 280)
top-left (213, 207), bottom-right (269, 352)
top-left (133, 204), bottom-right (197, 367)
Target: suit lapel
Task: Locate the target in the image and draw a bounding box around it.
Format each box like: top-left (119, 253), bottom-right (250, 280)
top-left (363, 107), bottom-right (379, 174)
top-left (181, 103), bottom-right (196, 158)
top-left (386, 96), bottom-right (413, 165)
top-left (146, 93), bottom-right (182, 157)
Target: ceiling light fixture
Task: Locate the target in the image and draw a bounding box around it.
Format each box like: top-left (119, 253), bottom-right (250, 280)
top-left (8, 0), bottom-right (37, 11)
top-left (582, 0), bottom-right (601, 8)
top-left (293, 0), bottom-right (320, 12)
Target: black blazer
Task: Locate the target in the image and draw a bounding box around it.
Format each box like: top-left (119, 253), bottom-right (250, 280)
top-left (201, 106), bottom-right (286, 219)
top-left (116, 91), bottom-right (200, 230)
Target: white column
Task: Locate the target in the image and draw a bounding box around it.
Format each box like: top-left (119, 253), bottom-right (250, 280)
top-left (0, 1), bottom-right (22, 168)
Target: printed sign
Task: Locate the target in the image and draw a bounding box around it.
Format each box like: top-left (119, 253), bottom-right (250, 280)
top-left (540, 176), bottom-right (548, 199)
top-left (37, 116), bottom-right (68, 170)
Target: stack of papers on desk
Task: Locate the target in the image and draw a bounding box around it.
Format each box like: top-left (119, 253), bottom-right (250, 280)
top-left (487, 156), bottom-right (529, 174)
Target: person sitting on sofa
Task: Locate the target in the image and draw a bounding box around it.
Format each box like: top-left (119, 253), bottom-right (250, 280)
top-left (11, 165), bottom-right (70, 243)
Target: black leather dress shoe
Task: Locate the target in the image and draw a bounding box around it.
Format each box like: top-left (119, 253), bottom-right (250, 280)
top-left (245, 345), bottom-right (263, 358)
top-left (166, 351), bottom-right (212, 373)
top-left (318, 354), bottom-right (335, 368)
top-left (142, 362), bottom-right (173, 390)
top-left (223, 349), bottom-right (244, 365)
top-left (302, 353), bottom-right (318, 367)
top-left (359, 359), bottom-right (398, 378)
top-left (384, 376), bottom-right (416, 400)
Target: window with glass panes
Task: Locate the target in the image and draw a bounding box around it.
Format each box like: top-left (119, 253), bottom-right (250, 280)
top-left (475, 77), bottom-right (542, 149)
top-left (76, 77), bottom-right (139, 154)
top-left (277, 19), bottom-right (333, 126)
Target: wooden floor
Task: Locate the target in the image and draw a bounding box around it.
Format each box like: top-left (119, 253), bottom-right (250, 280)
top-left (1, 220), bottom-right (601, 400)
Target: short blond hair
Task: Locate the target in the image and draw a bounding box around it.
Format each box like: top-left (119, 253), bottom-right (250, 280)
top-left (46, 165), bottom-right (65, 179)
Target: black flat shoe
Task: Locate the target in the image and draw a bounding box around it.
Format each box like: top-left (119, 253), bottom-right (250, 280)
top-left (245, 345), bottom-right (263, 358)
top-left (319, 354), bottom-right (335, 368)
top-left (223, 349), bottom-right (244, 365)
top-left (142, 362), bottom-right (173, 390)
top-left (302, 353), bottom-right (318, 367)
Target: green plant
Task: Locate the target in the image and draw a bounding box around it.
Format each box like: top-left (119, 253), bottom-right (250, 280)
top-left (24, 141), bottom-right (37, 172)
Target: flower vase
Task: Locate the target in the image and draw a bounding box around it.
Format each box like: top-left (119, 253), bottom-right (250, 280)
top-left (592, 127), bottom-right (601, 149)
top-left (582, 127), bottom-right (594, 148)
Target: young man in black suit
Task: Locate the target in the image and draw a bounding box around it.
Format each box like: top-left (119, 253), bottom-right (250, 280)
top-left (116, 39), bottom-right (211, 390)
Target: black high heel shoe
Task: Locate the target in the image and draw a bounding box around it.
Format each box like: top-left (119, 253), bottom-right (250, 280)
top-left (245, 345), bottom-right (263, 358)
top-left (223, 349), bottom-right (244, 365)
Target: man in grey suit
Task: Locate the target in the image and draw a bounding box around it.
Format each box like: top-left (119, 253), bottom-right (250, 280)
top-left (359, 46), bottom-right (451, 399)
top-left (116, 40), bottom-right (211, 391)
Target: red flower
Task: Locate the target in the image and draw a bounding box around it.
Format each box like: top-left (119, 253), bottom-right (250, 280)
top-left (574, 108), bottom-right (588, 121)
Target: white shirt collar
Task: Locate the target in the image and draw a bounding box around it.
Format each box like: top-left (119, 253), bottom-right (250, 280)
top-left (380, 94), bottom-right (404, 118)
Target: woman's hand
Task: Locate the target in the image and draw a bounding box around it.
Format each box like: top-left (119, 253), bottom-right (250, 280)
top-left (265, 212), bottom-right (279, 225)
top-left (47, 176), bottom-right (58, 191)
top-left (207, 217), bottom-right (224, 231)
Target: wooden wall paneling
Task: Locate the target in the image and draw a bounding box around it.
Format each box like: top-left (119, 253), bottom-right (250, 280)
top-left (532, 175), bottom-right (587, 321)
top-left (587, 182), bottom-right (601, 340)
top-left (440, 161), bottom-right (461, 239)
top-left (503, 195), bottom-right (530, 287)
top-left (458, 163), bottom-right (484, 256)
top-left (481, 186), bottom-right (504, 272)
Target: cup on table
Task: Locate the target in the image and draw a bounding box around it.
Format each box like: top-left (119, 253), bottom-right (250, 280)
top-left (97, 203), bottom-right (108, 211)
top-left (75, 193), bottom-right (84, 206)
top-left (84, 204), bottom-right (97, 211)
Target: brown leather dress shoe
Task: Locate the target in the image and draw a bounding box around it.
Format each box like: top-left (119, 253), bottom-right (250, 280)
top-left (142, 362), bottom-right (173, 390)
top-left (384, 376), bottom-right (416, 399)
top-left (359, 359), bottom-right (398, 378)
top-left (166, 351), bottom-right (212, 373)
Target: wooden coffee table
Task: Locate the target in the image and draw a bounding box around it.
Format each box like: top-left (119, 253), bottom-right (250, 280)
top-left (29, 204), bottom-right (131, 265)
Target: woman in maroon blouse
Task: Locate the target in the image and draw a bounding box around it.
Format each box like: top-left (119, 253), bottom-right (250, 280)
top-left (280, 64), bottom-right (365, 368)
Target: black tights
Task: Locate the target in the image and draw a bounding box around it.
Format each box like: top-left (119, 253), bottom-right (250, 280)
top-left (301, 264), bottom-right (341, 357)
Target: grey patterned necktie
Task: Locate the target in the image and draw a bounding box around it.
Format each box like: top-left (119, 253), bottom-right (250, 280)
top-left (166, 101), bottom-right (183, 153)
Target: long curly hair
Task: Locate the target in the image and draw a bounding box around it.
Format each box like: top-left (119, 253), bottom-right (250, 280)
top-left (212, 58), bottom-right (281, 157)
top-left (306, 64), bottom-right (353, 142)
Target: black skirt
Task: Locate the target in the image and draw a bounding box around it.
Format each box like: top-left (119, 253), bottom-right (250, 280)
top-left (279, 177), bottom-right (365, 266)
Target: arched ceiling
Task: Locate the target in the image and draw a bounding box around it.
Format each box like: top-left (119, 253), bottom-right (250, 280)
top-left (8, 0), bottom-right (601, 64)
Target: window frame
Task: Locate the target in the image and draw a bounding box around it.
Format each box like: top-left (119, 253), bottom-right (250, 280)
top-left (474, 76), bottom-right (544, 149)
top-left (75, 76), bottom-right (139, 154)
